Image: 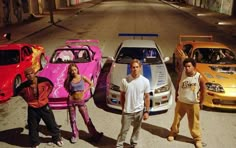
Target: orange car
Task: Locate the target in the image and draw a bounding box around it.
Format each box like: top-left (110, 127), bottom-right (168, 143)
top-left (173, 35), bottom-right (236, 110)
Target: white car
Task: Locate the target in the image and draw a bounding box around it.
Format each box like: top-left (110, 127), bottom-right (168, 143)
top-left (106, 33), bottom-right (174, 112)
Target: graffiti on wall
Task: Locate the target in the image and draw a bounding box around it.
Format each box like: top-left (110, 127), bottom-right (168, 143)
top-left (13, 0), bottom-right (22, 22)
top-left (2, 0), bottom-right (29, 25)
top-left (187, 0), bottom-right (233, 15)
top-left (220, 0), bottom-right (233, 14)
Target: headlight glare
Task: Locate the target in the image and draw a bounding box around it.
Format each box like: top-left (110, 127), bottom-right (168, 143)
top-left (154, 83), bottom-right (170, 93)
top-left (205, 82), bottom-right (224, 93)
top-left (110, 83), bottom-right (120, 92)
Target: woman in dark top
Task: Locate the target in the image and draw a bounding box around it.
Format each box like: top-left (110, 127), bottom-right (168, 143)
top-left (64, 63), bottom-right (103, 144)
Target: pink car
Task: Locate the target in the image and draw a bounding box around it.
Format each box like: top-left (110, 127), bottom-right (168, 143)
top-left (38, 39), bottom-right (102, 109)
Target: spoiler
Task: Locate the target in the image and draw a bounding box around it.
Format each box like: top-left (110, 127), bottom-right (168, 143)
top-left (65, 39), bottom-right (99, 45)
top-left (118, 33), bottom-right (159, 39)
top-left (179, 35), bottom-right (213, 43)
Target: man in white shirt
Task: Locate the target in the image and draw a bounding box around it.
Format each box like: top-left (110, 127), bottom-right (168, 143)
top-left (116, 59), bottom-right (150, 148)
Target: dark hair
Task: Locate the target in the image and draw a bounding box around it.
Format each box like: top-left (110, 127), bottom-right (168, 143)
top-left (183, 58), bottom-right (196, 67)
top-left (64, 63), bottom-right (80, 92)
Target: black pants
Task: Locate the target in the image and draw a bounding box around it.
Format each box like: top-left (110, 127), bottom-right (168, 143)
top-left (28, 104), bottom-right (61, 146)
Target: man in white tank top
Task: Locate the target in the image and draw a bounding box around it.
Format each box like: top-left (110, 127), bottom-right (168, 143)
top-left (167, 58), bottom-right (205, 148)
top-left (116, 59), bottom-right (150, 148)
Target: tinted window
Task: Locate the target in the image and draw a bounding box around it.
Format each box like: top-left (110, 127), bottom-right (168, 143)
top-left (0, 50), bottom-right (20, 65)
top-left (193, 48), bottom-right (236, 64)
top-left (116, 47), bottom-right (162, 64)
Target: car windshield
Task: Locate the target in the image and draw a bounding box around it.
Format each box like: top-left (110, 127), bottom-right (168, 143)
top-left (192, 48), bottom-right (236, 64)
top-left (0, 50), bottom-right (20, 65)
top-left (50, 49), bottom-right (90, 63)
top-left (116, 47), bottom-right (162, 64)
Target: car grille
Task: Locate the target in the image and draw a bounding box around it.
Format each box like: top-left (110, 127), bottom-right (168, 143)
top-left (213, 99), bottom-right (236, 106)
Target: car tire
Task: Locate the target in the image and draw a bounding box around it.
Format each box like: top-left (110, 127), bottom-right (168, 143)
top-left (40, 54), bottom-right (47, 70)
top-left (13, 75), bottom-right (21, 95)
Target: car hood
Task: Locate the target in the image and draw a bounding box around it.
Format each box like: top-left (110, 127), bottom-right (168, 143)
top-left (110, 63), bottom-right (168, 89)
top-left (38, 63), bottom-right (93, 98)
top-left (197, 64), bottom-right (236, 87)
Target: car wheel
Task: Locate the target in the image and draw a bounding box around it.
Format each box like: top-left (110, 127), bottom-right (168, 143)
top-left (40, 54), bottom-right (47, 70)
top-left (13, 75), bottom-right (21, 95)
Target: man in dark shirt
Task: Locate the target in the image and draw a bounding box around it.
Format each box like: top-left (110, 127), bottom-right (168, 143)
top-left (16, 67), bottom-right (63, 148)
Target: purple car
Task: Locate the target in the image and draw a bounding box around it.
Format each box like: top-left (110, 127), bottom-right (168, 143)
top-left (38, 39), bottom-right (102, 109)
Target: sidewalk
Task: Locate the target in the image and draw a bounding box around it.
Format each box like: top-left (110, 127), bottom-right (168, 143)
top-left (1, 0), bottom-right (236, 44)
top-left (162, 0), bottom-right (236, 37)
top-left (0, 0), bottom-right (102, 44)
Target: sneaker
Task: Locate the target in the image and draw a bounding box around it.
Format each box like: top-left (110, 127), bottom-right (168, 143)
top-left (167, 135), bottom-right (175, 141)
top-left (70, 136), bottom-right (78, 144)
top-left (91, 132), bottom-right (103, 142)
top-left (195, 141), bottom-right (202, 148)
top-left (56, 140), bottom-right (64, 147)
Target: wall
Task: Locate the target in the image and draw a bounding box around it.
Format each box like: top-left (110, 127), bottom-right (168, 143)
top-left (0, 0), bottom-right (31, 27)
top-left (185, 0), bottom-right (234, 16)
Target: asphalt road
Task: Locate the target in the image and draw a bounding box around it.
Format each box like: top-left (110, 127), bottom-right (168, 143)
top-left (0, 0), bottom-right (236, 148)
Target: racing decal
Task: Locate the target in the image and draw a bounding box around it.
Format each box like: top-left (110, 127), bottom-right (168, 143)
top-left (127, 64), bottom-right (131, 75)
top-left (143, 64), bottom-right (152, 82)
top-left (151, 64), bottom-right (167, 86)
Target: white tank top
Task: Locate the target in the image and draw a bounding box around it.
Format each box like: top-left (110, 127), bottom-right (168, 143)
top-left (178, 71), bottom-right (201, 104)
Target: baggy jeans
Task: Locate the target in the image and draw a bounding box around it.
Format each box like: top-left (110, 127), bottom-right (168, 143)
top-left (169, 101), bottom-right (202, 142)
top-left (28, 104), bottom-right (61, 147)
top-left (68, 100), bottom-right (98, 138)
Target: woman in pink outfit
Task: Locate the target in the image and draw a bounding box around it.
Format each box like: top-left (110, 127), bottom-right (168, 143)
top-left (64, 63), bottom-right (103, 143)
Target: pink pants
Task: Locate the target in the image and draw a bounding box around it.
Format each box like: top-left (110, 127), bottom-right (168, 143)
top-left (68, 99), bottom-right (98, 138)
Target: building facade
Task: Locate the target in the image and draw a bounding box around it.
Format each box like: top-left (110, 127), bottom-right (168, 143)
top-left (0, 0), bottom-right (91, 27)
top-left (0, 0), bottom-right (235, 27)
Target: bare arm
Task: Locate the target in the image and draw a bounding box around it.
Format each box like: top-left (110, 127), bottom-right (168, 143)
top-left (199, 75), bottom-right (205, 108)
top-left (120, 91), bottom-right (125, 111)
top-left (82, 76), bottom-right (93, 93)
top-left (175, 71), bottom-right (182, 102)
top-left (143, 92), bottom-right (150, 120)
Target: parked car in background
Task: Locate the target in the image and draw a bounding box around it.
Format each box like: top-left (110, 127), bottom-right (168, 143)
top-left (173, 35), bottom-right (236, 110)
top-left (106, 33), bottom-right (174, 113)
top-left (0, 43), bottom-right (46, 102)
top-left (38, 39), bottom-right (102, 109)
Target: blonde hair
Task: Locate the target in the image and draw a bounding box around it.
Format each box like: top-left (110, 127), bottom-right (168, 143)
top-left (130, 59), bottom-right (142, 67)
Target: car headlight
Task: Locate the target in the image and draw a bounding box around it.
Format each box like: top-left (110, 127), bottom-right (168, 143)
top-left (205, 82), bottom-right (225, 93)
top-left (154, 83), bottom-right (170, 93)
top-left (110, 83), bottom-right (120, 92)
